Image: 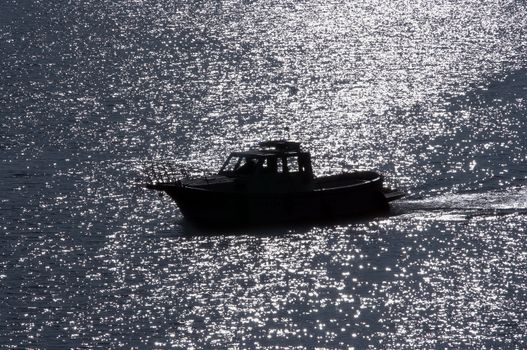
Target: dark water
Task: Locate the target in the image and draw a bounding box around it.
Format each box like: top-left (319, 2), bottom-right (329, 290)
top-left (1, 0), bottom-right (527, 348)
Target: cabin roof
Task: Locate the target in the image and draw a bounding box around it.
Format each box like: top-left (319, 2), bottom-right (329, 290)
top-left (230, 151), bottom-right (274, 157)
top-left (229, 140), bottom-right (305, 158)
top-left (259, 140), bottom-right (301, 152)
top-left (230, 150), bottom-right (304, 157)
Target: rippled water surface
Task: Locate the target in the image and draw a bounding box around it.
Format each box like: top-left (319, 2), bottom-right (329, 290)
top-left (1, 0), bottom-right (527, 348)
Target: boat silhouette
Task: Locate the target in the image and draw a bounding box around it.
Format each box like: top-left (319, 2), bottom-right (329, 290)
top-left (145, 140), bottom-right (404, 226)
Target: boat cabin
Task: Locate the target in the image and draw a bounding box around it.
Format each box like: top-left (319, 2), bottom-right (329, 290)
top-left (218, 140), bottom-right (313, 179)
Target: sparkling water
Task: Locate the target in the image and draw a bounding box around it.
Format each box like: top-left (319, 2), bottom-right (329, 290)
top-left (1, 0), bottom-right (526, 348)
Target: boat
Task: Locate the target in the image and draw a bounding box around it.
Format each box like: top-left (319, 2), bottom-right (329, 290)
top-left (145, 140), bottom-right (404, 226)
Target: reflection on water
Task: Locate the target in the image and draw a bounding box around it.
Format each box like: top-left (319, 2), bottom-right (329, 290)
top-left (1, 0), bottom-right (526, 348)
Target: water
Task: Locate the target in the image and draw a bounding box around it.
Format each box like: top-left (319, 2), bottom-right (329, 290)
top-left (1, 0), bottom-right (526, 348)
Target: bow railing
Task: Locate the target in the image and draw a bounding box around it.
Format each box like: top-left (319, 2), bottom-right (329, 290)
top-left (141, 161), bottom-right (215, 185)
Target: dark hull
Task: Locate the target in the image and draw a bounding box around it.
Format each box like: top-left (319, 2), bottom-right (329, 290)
top-left (155, 178), bottom-right (397, 226)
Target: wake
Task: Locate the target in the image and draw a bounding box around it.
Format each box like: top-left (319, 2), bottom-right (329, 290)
top-left (392, 186), bottom-right (527, 219)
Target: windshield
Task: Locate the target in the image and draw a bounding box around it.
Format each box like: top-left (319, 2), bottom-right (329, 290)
top-left (219, 155), bottom-right (267, 174)
top-left (220, 155), bottom-right (240, 173)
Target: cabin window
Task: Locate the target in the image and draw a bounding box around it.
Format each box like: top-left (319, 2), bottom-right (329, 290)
top-left (276, 157), bottom-right (284, 173)
top-left (221, 156), bottom-right (241, 172)
top-left (287, 156), bottom-right (300, 173)
top-left (260, 158), bottom-right (270, 171)
top-left (237, 157), bottom-right (250, 169)
top-left (235, 156), bottom-right (266, 174)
